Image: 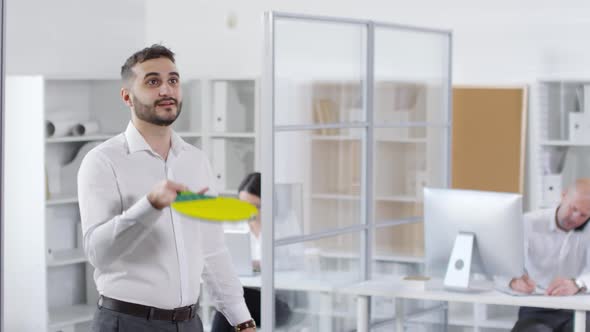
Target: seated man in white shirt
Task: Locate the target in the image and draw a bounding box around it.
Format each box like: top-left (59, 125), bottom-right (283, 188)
top-left (78, 45), bottom-right (255, 332)
top-left (510, 179), bottom-right (590, 332)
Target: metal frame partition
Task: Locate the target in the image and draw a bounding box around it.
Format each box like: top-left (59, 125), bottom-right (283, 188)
top-left (263, 11), bottom-right (452, 331)
top-left (0, 0), bottom-right (6, 329)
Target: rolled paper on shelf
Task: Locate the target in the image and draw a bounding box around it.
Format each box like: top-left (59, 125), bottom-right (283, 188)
top-left (45, 119), bottom-right (78, 137)
top-left (72, 121), bottom-right (100, 136)
top-left (45, 120), bottom-right (55, 137)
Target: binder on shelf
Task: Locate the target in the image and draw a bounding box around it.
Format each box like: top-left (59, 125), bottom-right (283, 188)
top-left (568, 112), bottom-right (590, 143)
top-left (213, 81), bottom-right (228, 132)
top-left (211, 139), bottom-right (227, 190)
top-left (542, 174), bottom-right (562, 207)
top-left (584, 85), bottom-right (590, 114)
top-left (313, 99), bottom-right (339, 135)
top-left (415, 171), bottom-right (428, 201)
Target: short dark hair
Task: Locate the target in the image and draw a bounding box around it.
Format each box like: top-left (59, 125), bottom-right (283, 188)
top-left (121, 44), bottom-right (176, 82)
top-left (238, 172), bottom-right (261, 198)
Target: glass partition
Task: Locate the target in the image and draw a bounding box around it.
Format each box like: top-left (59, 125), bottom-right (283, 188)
top-left (265, 12), bottom-right (451, 331)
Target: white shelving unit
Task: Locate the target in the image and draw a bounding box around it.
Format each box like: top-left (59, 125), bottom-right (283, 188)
top-left (4, 75), bottom-right (258, 332)
top-left (42, 78), bottom-right (131, 332)
top-left (529, 80), bottom-right (590, 211)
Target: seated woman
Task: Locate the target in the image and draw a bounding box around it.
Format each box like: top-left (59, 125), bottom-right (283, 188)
top-left (211, 172), bottom-right (292, 331)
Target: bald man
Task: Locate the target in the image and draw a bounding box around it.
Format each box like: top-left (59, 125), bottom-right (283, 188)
top-left (511, 179), bottom-right (590, 332)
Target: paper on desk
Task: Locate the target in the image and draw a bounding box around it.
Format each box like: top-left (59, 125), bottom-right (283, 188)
top-left (495, 284), bottom-right (546, 296)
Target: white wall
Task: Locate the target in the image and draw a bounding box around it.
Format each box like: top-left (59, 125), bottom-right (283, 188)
top-left (145, 0), bottom-right (590, 84)
top-left (6, 0), bottom-right (146, 77)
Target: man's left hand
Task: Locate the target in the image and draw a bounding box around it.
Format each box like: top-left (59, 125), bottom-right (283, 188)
top-left (546, 277), bottom-right (580, 296)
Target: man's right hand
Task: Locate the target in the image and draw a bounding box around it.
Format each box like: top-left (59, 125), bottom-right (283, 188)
top-left (510, 274), bottom-right (536, 294)
top-left (147, 180), bottom-right (188, 210)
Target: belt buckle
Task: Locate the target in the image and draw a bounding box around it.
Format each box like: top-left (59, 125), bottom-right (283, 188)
top-left (147, 307), bottom-right (156, 320)
top-left (189, 304), bottom-right (195, 318)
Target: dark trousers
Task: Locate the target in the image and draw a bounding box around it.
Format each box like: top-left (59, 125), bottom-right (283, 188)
top-left (92, 306), bottom-right (204, 332)
top-left (512, 307), bottom-right (590, 332)
top-left (211, 287), bottom-right (292, 332)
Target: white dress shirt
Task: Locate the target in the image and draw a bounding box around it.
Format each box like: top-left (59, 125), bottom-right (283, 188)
top-left (78, 122), bottom-right (251, 325)
top-left (524, 208), bottom-right (590, 291)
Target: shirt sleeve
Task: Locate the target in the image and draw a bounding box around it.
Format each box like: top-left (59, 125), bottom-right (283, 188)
top-left (78, 148), bottom-right (162, 270)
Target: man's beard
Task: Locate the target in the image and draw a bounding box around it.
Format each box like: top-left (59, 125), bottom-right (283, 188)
top-left (132, 96), bottom-right (182, 126)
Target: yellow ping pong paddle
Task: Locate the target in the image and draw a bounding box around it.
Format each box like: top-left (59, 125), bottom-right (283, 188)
top-left (171, 191), bottom-right (258, 222)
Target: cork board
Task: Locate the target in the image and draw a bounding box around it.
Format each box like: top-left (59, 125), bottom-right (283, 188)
top-left (452, 86), bottom-right (527, 193)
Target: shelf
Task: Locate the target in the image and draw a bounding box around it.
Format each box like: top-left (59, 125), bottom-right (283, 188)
top-left (408, 310), bottom-right (474, 327)
top-left (540, 140), bottom-right (590, 147)
top-left (320, 249), bottom-right (424, 264)
top-left (448, 311), bottom-right (476, 327)
top-left (480, 314), bottom-right (518, 329)
top-left (209, 132), bottom-right (256, 139)
top-left (311, 193), bottom-right (361, 200)
top-left (311, 193), bottom-right (419, 203)
top-left (311, 135), bottom-right (426, 144)
top-left (377, 137), bottom-right (427, 144)
top-left (218, 190), bottom-right (238, 197)
top-left (373, 253), bottom-right (425, 264)
top-left (177, 132), bottom-right (202, 138)
top-left (376, 195), bottom-right (419, 203)
top-left (48, 303), bottom-right (95, 329)
top-left (46, 134), bottom-right (114, 144)
top-left (47, 248), bottom-right (87, 267)
top-left (46, 196), bottom-right (79, 206)
top-left (311, 135), bottom-right (362, 141)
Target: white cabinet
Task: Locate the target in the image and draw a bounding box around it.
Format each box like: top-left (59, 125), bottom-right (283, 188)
top-left (4, 75), bottom-right (258, 332)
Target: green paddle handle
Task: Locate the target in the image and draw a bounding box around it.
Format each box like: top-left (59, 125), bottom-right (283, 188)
top-left (175, 191), bottom-right (216, 202)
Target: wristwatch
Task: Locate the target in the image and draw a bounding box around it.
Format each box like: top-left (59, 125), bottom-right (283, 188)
top-left (234, 319), bottom-right (256, 331)
top-left (574, 278), bottom-right (587, 293)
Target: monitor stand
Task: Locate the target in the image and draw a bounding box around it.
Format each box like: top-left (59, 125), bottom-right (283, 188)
top-left (443, 232), bottom-right (489, 293)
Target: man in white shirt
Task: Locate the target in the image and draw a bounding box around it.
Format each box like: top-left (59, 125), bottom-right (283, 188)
top-left (510, 179), bottom-right (590, 331)
top-left (78, 45), bottom-right (256, 332)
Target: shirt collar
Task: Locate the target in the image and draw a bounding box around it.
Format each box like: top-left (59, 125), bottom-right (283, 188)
top-left (550, 205), bottom-right (565, 233)
top-left (124, 121), bottom-right (190, 156)
top-left (170, 130), bottom-right (191, 156)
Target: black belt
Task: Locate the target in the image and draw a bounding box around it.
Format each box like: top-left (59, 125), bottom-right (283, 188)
top-left (98, 295), bottom-right (197, 322)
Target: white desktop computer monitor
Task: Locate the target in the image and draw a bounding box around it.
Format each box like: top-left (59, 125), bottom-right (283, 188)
top-left (424, 187), bottom-right (525, 291)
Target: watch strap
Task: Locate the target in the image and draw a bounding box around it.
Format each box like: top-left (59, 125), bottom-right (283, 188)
top-left (235, 319), bottom-right (256, 331)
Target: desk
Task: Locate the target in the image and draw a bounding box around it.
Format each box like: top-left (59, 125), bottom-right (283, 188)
top-left (339, 277), bottom-right (590, 332)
